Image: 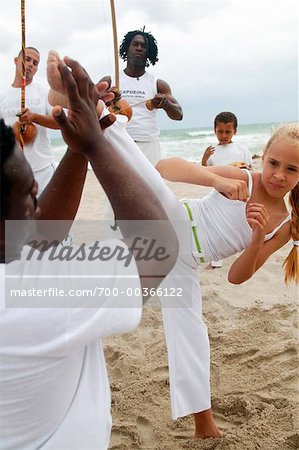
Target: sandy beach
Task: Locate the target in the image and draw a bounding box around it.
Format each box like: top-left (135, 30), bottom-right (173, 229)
top-left (76, 160), bottom-right (298, 450)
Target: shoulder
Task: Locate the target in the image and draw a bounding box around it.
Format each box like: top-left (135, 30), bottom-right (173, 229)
top-left (157, 78), bottom-right (172, 94)
top-left (234, 142), bottom-right (250, 153)
top-left (264, 220), bottom-right (291, 253)
top-left (250, 170), bottom-right (262, 187)
top-left (0, 86), bottom-right (15, 99)
top-left (29, 81), bottom-right (48, 95)
top-left (240, 143), bottom-right (250, 153)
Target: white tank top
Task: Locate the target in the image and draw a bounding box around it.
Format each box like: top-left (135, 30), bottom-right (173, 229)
top-left (185, 170), bottom-right (291, 262)
top-left (119, 70), bottom-right (159, 141)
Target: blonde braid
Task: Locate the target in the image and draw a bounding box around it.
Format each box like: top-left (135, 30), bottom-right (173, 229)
top-left (283, 183), bottom-right (299, 284)
top-left (265, 123), bottom-right (299, 284)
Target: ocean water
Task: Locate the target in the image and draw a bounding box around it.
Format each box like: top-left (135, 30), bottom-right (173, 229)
top-left (50, 122), bottom-right (280, 164)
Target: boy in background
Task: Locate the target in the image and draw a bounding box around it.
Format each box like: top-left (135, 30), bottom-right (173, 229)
top-left (201, 111), bottom-right (252, 268)
top-left (201, 111), bottom-right (252, 169)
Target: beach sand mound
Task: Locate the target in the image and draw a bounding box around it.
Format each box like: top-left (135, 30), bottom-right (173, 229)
top-left (106, 274), bottom-right (298, 449)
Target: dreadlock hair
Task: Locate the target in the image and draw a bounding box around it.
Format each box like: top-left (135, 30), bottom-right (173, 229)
top-left (264, 123), bottom-right (299, 284)
top-left (0, 119), bottom-right (17, 219)
top-left (214, 112), bottom-right (238, 130)
top-left (119, 29), bottom-right (159, 67)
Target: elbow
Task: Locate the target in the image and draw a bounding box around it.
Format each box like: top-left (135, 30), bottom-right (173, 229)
top-left (228, 276), bottom-right (243, 285)
top-left (228, 272), bottom-right (251, 285)
top-left (175, 111), bottom-right (183, 121)
top-left (155, 158), bottom-right (179, 180)
top-left (228, 270), bottom-right (244, 284)
top-left (155, 160), bottom-right (165, 178)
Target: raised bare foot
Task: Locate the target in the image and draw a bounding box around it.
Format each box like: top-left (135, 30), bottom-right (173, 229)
top-left (194, 409), bottom-right (223, 439)
top-left (47, 51), bottom-right (64, 92)
top-left (47, 50), bottom-right (114, 113)
top-left (47, 50), bottom-right (70, 108)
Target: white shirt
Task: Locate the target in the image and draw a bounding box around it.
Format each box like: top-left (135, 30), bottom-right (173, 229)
top-left (119, 70), bottom-right (159, 141)
top-left (0, 240), bottom-right (142, 449)
top-left (0, 82), bottom-right (55, 172)
top-left (185, 170), bottom-right (290, 262)
top-left (207, 142), bottom-right (252, 167)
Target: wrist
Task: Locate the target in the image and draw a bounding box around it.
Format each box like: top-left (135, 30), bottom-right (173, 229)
top-left (66, 147), bottom-right (88, 162)
top-left (213, 174), bottom-right (224, 189)
top-left (248, 238), bottom-right (264, 250)
top-left (157, 97), bottom-right (168, 109)
top-left (82, 134), bottom-right (108, 160)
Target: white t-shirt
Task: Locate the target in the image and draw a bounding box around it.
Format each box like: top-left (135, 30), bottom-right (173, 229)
top-left (119, 70), bottom-right (159, 142)
top-left (0, 240), bottom-right (142, 449)
top-left (0, 82), bottom-right (55, 172)
top-left (206, 142), bottom-right (252, 167)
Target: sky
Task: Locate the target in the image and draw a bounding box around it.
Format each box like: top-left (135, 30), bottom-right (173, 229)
top-left (0, 0), bottom-right (298, 130)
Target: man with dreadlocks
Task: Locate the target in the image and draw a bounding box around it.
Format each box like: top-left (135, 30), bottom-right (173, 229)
top-left (101, 29), bottom-right (183, 166)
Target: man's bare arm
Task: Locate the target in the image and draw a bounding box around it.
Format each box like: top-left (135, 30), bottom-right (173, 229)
top-left (19, 109), bottom-right (60, 129)
top-left (155, 79), bottom-right (183, 120)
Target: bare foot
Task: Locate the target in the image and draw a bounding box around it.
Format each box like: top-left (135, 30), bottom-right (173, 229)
top-left (47, 51), bottom-right (64, 94)
top-left (47, 50), bottom-right (68, 107)
top-left (205, 261), bottom-right (223, 270)
top-left (47, 50), bottom-right (114, 113)
top-left (194, 409), bottom-right (223, 439)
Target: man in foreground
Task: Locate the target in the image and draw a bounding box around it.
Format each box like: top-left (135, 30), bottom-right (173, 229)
top-left (0, 57), bottom-right (178, 449)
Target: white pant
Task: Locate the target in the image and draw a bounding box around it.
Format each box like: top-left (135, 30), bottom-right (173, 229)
top-left (34, 162), bottom-right (56, 197)
top-left (134, 138), bottom-right (161, 167)
top-left (102, 138), bottom-right (161, 222)
top-left (103, 112), bottom-right (211, 418)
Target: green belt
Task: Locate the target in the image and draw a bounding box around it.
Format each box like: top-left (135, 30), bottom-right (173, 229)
top-left (182, 201), bottom-right (205, 263)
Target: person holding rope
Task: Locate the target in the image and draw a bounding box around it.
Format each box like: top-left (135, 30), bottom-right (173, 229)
top-left (100, 29), bottom-right (183, 166)
top-left (0, 47), bottom-right (59, 195)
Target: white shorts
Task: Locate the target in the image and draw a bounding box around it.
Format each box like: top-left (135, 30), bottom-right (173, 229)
top-left (34, 162), bottom-right (56, 197)
top-left (134, 138), bottom-right (161, 166)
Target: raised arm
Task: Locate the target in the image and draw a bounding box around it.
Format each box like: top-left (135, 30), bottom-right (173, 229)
top-left (228, 206), bottom-right (291, 284)
top-left (153, 79), bottom-right (183, 120)
top-left (19, 108), bottom-right (60, 129)
top-left (201, 145), bottom-right (215, 166)
top-left (156, 157), bottom-right (249, 201)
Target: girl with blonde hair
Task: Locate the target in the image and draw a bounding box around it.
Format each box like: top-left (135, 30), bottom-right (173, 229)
top-left (47, 52), bottom-right (298, 439)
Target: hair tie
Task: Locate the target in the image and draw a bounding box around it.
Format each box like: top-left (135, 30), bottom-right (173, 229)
top-left (293, 241), bottom-right (299, 247)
